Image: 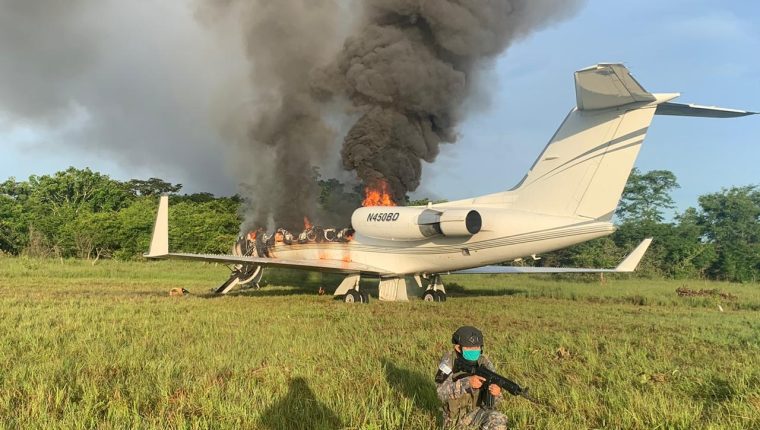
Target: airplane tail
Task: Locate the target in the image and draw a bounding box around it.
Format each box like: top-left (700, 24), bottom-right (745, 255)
top-left (465, 63), bottom-right (755, 220)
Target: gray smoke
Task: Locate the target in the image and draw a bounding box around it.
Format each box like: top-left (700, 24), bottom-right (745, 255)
top-left (0, 0), bottom-right (242, 194)
top-left (315, 0), bottom-right (585, 202)
top-left (0, 0), bottom-right (584, 233)
top-left (197, 0), bottom-right (354, 232)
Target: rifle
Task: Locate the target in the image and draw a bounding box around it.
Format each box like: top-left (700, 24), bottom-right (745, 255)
top-left (454, 358), bottom-right (553, 411)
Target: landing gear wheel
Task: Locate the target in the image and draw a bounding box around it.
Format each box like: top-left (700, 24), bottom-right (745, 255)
top-left (423, 290), bottom-right (436, 302)
top-left (344, 290), bottom-right (361, 303)
top-left (434, 291), bottom-right (447, 302)
top-left (360, 291), bottom-right (370, 304)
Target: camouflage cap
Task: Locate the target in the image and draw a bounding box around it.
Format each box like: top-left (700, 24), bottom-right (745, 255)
top-left (451, 326), bottom-right (484, 347)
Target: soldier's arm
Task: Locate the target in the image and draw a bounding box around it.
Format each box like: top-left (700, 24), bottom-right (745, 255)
top-left (436, 372), bottom-right (474, 402)
top-left (435, 355), bottom-right (473, 402)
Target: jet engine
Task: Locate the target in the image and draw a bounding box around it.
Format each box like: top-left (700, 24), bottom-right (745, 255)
top-left (351, 206), bottom-right (482, 241)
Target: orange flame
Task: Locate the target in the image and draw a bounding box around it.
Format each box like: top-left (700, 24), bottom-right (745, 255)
top-left (362, 179), bottom-right (396, 207)
top-left (303, 216), bottom-right (313, 230)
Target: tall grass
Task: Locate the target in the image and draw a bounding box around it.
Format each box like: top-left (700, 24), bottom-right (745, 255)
top-left (0, 257), bottom-right (758, 429)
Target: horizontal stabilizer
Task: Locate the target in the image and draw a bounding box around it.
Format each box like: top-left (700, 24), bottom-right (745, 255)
top-left (655, 102), bottom-right (758, 118)
top-left (450, 238), bottom-right (652, 275)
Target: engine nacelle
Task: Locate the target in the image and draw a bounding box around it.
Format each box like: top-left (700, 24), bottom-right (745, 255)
top-left (351, 206), bottom-right (482, 241)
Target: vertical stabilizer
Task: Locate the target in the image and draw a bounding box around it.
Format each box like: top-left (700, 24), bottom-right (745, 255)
top-left (469, 64), bottom-right (677, 220)
top-left (146, 195), bottom-right (169, 258)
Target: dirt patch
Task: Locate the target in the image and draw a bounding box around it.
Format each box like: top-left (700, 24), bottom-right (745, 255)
top-left (676, 287), bottom-right (736, 300)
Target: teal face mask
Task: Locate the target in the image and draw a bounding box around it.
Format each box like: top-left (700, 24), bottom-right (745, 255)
top-left (462, 349), bottom-right (481, 361)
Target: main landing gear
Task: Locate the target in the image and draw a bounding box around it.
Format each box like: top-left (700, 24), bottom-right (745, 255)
top-left (333, 273), bottom-right (446, 303)
top-left (419, 274), bottom-right (447, 302)
top-left (215, 265), bottom-right (263, 294)
top-left (335, 274), bottom-right (370, 304)
top-left (343, 289), bottom-right (370, 304)
top-left (422, 290), bottom-right (446, 302)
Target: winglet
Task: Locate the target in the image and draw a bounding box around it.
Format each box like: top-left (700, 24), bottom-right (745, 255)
top-left (614, 238), bottom-right (652, 272)
top-left (145, 195), bottom-right (169, 258)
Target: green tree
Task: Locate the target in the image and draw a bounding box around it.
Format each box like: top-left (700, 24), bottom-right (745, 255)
top-left (70, 209), bottom-right (121, 260)
top-left (0, 194), bottom-right (26, 253)
top-left (127, 178), bottom-right (183, 196)
top-left (697, 186), bottom-right (760, 282)
top-left (169, 198), bottom-right (240, 254)
top-left (112, 197), bottom-right (160, 259)
top-left (27, 167), bottom-right (133, 213)
top-left (616, 168), bottom-right (679, 223)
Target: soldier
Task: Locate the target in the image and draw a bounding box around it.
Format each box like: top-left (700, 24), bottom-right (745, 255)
top-left (435, 326), bottom-right (508, 430)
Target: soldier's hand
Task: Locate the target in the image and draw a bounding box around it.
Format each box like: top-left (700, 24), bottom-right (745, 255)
top-left (488, 384), bottom-right (502, 396)
top-left (469, 376), bottom-right (486, 389)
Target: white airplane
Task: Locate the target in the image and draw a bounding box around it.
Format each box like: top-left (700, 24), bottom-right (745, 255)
top-left (146, 63), bottom-right (756, 302)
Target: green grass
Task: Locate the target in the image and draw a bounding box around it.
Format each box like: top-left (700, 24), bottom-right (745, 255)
top-left (0, 256), bottom-right (758, 429)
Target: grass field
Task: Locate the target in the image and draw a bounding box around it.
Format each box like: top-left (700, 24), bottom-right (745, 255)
top-left (0, 256), bottom-right (758, 429)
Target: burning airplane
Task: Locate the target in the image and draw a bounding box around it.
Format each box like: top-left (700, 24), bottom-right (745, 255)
top-left (145, 64), bottom-right (757, 303)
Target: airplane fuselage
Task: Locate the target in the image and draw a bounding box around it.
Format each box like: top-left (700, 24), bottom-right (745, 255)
top-left (264, 207), bottom-right (614, 276)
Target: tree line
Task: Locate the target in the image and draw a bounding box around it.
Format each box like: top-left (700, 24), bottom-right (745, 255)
top-left (0, 168), bottom-right (240, 261)
top-left (1, 167), bottom-right (758, 282)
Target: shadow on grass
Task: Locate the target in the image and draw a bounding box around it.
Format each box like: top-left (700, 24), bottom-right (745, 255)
top-left (693, 376), bottom-right (736, 418)
top-left (258, 377), bottom-right (343, 430)
top-left (381, 358), bottom-right (440, 420)
top-left (445, 282), bottom-right (528, 298)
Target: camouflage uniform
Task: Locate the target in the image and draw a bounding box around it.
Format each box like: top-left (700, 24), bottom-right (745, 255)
top-left (435, 350), bottom-right (509, 430)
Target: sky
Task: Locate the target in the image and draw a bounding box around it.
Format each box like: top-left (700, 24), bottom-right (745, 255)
top-left (1, 0), bottom-right (758, 216)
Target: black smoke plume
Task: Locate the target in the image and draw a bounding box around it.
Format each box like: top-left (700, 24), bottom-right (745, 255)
top-left (198, 0), bottom-right (353, 232)
top-left (0, 0), bottom-right (584, 233)
top-left (314, 0), bottom-right (585, 202)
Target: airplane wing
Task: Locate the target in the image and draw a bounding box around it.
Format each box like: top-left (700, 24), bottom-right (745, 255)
top-left (143, 195), bottom-right (388, 275)
top-left (450, 238), bottom-right (652, 275)
top-left (152, 252), bottom-right (387, 275)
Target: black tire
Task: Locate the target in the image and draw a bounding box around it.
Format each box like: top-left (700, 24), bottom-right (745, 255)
top-left (344, 290), bottom-right (361, 303)
top-left (423, 291), bottom-right (436, 302)
top-left (360, 291), bottom-right (370, 304)
top-left (435, 291), bottom-right (447, 302)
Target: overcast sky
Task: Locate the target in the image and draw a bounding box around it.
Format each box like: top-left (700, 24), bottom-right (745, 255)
top-left (1, 0), bottom-right (758, 216)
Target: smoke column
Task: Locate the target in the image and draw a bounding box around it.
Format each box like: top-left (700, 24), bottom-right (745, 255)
top-left (1, 0), bottom-right (585, 233)
top-left (197, 0), bottom-right (354, 232)
top-left (315, 0), bottom-right (585, 203)
top-left (0, 0), bottom-right (243, 194)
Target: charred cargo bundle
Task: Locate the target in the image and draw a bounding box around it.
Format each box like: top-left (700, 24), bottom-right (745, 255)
top-left (234, 225), bottom-right (355, 258)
